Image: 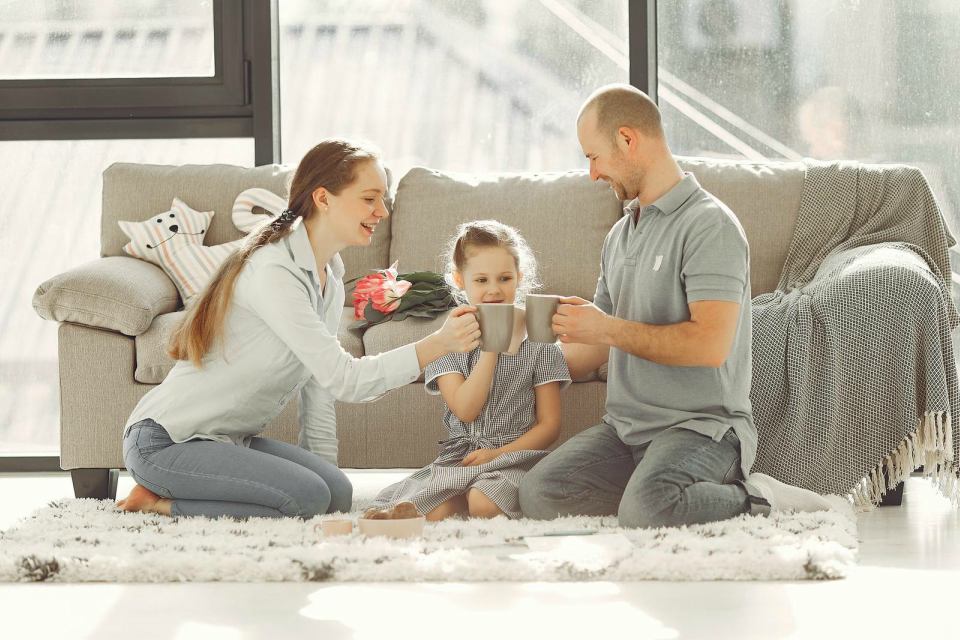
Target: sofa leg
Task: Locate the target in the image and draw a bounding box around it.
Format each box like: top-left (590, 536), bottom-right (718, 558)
top-left (71, 469), bottom-right (119, 500)
top-left (879, 480), bottom-right (905, 507)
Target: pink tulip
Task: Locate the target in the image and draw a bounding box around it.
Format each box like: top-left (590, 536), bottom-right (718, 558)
top-left (371, 278), bottom-right (412, 313)
top-left (354, 272), bottom-right (388, 296)
top-left (352, 264), bottom-right (406, 319)
top-left (353, 297), bottom-right (370, 320)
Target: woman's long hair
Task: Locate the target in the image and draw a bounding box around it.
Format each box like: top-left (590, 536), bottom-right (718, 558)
top-left (168, 139), bottom-right (379, 367)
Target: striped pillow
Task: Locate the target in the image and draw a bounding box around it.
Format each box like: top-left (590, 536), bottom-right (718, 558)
top-left (119, 192), bottom-right (287, 305)
top-left (119, 198), bottom-right (243, 304)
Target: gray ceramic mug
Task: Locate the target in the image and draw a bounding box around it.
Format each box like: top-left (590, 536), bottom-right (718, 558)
top-left (476, 303), bottom-right (515, 352)
top-left (525, 294), bottom-right (561, 343)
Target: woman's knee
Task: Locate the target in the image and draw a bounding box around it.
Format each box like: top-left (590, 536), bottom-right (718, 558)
top-left (325, 474), bottom-right (353, 514)
top-left (281, 476), bottom-right (332, 518)
top-left (301, 461), bottom-right (352, 515)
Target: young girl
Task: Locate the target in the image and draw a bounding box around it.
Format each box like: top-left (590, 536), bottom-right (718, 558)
top-left (115, 139), bottom-right (479, 520)
top-left (370, 220), bottom-right (571, 520)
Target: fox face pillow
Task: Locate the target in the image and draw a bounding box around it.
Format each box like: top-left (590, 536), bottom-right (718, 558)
top-left (119, 190), bottom-right (286, 304)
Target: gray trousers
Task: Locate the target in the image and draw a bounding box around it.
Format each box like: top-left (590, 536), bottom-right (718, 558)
top-left (519, 422), bottom-right (768, 528)
top-left (123, 418), bottom-right (352, 519)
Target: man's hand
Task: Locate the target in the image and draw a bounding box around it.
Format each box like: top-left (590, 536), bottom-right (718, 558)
top-left (461, 448), bottom-right (502, 467)
top-left (552, 296), bottom-right (612, 345)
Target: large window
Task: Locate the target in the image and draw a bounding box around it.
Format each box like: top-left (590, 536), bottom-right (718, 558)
top-left (0, 0), bottom-right (271, 465)
top-left (654, 0), bottom-right (959, 242)
top-left (0, 139), bottom-right (253, 456)
top-left (0, 0), bottom-right (274, 159)
top-left (3, 0), bottom-right (957, 465)
top-left (0, 0), bottom-right (216, 80)
top-left (278, 0), bottom-right (629, 173)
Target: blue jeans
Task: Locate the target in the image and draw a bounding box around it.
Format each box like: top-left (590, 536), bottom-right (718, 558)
top-left (519, 422), bottom-right (767, 528)
top-left (122, 419), bottom-right (352, 519)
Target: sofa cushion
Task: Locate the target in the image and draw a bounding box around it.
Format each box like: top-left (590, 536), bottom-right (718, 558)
top-left (134, 307), bottom-right (366, 384)
top-left (390, 168), bottom-right (622, 301)
top-left (678, 157), bottom-right (804, 296)
top-left (33, 256), bottom-right (180, 337)
top-left (102, 162), bottom-right (391, 286)
top-left (362, 313), bottom-right (448, 383)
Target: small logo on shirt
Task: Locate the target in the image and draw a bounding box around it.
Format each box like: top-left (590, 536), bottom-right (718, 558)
top-left (653, 255), bottom-right (664, 271)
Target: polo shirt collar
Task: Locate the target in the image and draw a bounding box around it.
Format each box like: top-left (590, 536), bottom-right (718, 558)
top-left (623, 198), bottom-right (641, 218)
top-left (287, 219), bottom-right (346, 279)
top-left (649, 172), bottom-right (700, 216)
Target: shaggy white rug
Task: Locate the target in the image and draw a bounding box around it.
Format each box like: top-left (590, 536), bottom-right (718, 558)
top-left (0, 496), bottom-right (857, 583)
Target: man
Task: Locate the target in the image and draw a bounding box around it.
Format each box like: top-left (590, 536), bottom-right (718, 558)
top-left (518, 84), bottom-right (830, 528)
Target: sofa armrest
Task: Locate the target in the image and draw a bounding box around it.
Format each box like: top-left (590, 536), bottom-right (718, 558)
top-left (33, 256), bottom-right (180, 336)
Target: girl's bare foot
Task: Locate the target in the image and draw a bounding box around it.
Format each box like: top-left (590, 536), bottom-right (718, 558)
top-left (116, 483), bottom-right (173, 516)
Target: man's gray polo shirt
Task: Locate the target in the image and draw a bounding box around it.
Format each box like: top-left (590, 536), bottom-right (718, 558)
top-left (594, 172), bottom-right (756, 477)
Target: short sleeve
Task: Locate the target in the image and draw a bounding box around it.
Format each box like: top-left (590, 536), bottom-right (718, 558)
top-left (424, 351), bottom-right (467, 395)
top-left (681, 221), bottom-right (748, 303)
top-left (593, 235), bottom-right (614, 314)
top-left (533, 343), bottom-right (572, 390)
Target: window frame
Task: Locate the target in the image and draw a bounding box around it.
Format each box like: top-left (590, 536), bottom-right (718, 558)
top-left (630, 0), bottom-right (657, 101)
top-left (0, 1), bottom-right (243, 112)
top-left (0, 0), bottom-right (279, 165)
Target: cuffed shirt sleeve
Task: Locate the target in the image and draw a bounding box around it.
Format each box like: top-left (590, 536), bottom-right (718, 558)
top-left (246, 263), bottom-right (421, 402)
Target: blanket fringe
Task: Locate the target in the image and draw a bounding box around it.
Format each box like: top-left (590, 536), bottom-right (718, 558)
top-left (851, 411), bottom-right (958, 510)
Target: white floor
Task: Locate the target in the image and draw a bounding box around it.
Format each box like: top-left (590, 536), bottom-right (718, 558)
top-left (1, 472), bottom-right (958, 640)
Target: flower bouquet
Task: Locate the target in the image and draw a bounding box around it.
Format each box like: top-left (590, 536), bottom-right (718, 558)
top-left (348, 261), bottom-right (457, 329)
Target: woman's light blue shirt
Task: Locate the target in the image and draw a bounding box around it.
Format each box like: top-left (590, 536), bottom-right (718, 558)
top-left (124, 220), bottom-right (421, 446)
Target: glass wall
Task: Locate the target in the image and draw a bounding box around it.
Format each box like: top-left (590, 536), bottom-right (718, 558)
top-left (278, 0), bottom-right (629, 174)
top-left (0, 140), bottom-right (252, 456)
top-left (657, 0), bottom-right (960, 242)
top-left (0, 0), bottom-right (215, 79)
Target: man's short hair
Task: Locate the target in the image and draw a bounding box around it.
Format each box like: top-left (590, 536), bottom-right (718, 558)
top-left (579, 83), bottom-right (664, 142)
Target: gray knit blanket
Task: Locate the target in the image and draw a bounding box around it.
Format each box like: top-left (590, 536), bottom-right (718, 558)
top-left (750, 161), bottom-right (960, 506)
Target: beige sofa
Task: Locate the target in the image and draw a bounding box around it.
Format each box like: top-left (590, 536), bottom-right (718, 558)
top-left (33, 158), bottom-right (801, 499)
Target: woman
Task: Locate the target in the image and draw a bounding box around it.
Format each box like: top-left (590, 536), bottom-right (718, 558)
top-left (116, 139), bottom-right (480, 519)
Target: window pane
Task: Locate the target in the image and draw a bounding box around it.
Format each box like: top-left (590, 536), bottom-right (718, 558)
top-left (278, 0), bottom-right (628, 173)
top-left (0, 139), bottom-right (253, 456)
top-left (657, 0), bottom-right (960, 241)
top-left (0, 0), bottom-right (215, 79)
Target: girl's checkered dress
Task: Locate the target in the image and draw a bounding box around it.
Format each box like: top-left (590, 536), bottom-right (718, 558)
top-left (370, 339), bottom-right (571, 518)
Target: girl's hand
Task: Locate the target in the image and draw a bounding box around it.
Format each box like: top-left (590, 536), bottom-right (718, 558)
top-left (435, 306), bottom-right (480, 353)
top-left (461, 448), bottom-right (502, 467)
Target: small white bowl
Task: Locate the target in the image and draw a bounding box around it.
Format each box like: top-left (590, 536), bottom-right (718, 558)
top-left (357, 516), bottom-right (426, 539)
top-left (317, 518), bottom-right (354, 536)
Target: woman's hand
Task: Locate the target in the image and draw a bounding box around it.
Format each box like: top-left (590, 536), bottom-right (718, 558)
top-left (415, 306), bottom-right (479, 368)
top-left (435, 305), bottom-right (481, 353)
top-left (461, 448), bottom-right (502, 467)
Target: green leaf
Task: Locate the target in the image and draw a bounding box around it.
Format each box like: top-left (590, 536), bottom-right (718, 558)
top-left (398, 271), bottom-right (443, 281)
top-left (405, 309), bottom-right (440, 318)
top-left (363, 305), bottom-right (387, 322)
